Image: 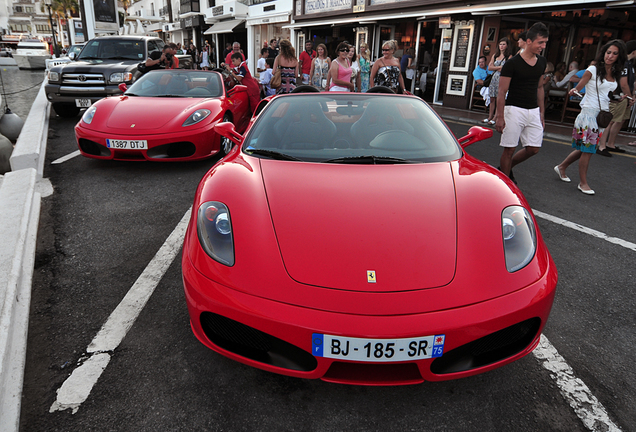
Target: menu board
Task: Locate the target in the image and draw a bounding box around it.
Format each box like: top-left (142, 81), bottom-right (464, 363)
top-left (449, 23), bottom-right (474, 73)
top-left (453, 28), bottom-right (471, 69)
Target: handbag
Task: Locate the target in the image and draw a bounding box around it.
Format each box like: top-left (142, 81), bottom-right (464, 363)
top-left (270, 66), bottom-right (282, 89)
top-left (595, 71), bottom-right (612, 128)
top-left (482, 74), bottom-right (493, 87)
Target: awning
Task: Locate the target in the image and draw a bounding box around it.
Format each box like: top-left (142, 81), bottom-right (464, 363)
top-left (204, 19), bottom-right (245, 35)
top-left (283, 0), bottom-right (617, 28)
top-left (246, 13), bottom-right (290, 26)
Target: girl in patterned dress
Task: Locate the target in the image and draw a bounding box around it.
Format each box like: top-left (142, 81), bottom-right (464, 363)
top-left (272, 39), bottom-right (298, 94)
top-left (485, 38), bottom-right (512, 124)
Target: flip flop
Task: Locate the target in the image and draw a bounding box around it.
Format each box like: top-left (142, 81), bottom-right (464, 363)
top-left (627, 141), bottom-right (636, 146)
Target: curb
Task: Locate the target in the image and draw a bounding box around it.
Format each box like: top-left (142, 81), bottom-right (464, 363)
top-left (0, 168), bottom-right (41, 431)
top-left (0, 79), bottom-right (50, 432)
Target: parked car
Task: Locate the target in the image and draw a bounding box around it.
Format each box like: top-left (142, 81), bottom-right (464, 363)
top-left (74, 69), bottom-right (252, 161)
top-left (45, 35), bottom-right (166, 118)
top-left (181, 91), bottom-right (558, 385)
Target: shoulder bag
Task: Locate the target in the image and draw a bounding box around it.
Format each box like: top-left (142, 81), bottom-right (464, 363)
top-left (270, 65), bottom-right (282, 89)
top-left (483, 73), bottom-right (493, 87)
top-left (595, 70), bottom-right (612, 128)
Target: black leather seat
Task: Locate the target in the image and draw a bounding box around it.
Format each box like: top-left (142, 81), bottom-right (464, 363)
top-left (273, 102), bottom-right (337, 149)
top-left (350, 100), bottom-right (414, 148)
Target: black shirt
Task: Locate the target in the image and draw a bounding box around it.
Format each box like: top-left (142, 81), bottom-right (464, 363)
top-left (268, 47), bottom-right (279, 59)
top-left (500, 54), bottom-right (547, 109)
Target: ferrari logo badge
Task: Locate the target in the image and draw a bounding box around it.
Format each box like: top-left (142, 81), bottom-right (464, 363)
top-left (367, 271), bottom-right (376, 283)
top-left (130, 124), bottom-right (135, 128)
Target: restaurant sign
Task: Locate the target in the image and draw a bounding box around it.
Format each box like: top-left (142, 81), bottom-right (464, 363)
top-left (305, 0), bottom-right (352, 14)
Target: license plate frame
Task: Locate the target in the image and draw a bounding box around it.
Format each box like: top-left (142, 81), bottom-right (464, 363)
top-left (106, 139), bottom-right (148, 150)
top-left (312, 333), bottom-right (445, 362)
top-left (75, 98), bottom-right (92, 108)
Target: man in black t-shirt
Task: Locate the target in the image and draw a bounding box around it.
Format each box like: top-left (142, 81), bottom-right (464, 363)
top-left (496, 22), bottom-right (549, 182)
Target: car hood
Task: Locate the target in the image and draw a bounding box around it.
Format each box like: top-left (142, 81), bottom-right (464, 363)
top-left (102, 96), bottom-right (212, 130)
top-left (61, 59), bottom-right (139, 72)
top-left (261, 161), bottom-right (457, 292)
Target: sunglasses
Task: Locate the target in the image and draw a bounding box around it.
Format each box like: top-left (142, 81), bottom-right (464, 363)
top-left (339, 48), bottom-right (350, 52)
top-left (382, 48), bottom-right (391, 51)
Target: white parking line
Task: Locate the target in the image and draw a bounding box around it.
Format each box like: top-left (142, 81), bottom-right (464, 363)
top-left (534, 335), bottom-right (621, 432)
top-left (50, 208), bottom-right (191, 414)
top-left (532, 209), bottom-right (636, 252)
top-left (51, 150), bottom-right (81, 165)
top-left (48, 206), bottom-right (631, 430)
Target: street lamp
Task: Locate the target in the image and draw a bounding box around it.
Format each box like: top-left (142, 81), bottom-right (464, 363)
top-left (44, 0), bottom-right (60, 58)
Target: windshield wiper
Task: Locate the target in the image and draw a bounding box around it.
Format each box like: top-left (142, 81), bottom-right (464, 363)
top-left (156, 94), bottom-right (186, 98)
top-left (123, 93), bottom-right (138, 96)
top-left (245, 148), bottom-right (301, 161)
top-left (78, 56), bottom-right (100, 60)
top-left (103, 56), bottom-right (132, 60)
top-left (322, 155), bottom-right (412, 164)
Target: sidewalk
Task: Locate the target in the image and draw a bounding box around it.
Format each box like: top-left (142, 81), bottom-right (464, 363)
top-left (431, 105), bottom-right (636, 155)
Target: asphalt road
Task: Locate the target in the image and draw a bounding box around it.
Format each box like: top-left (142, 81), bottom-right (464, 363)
top-left (20, 109), bottom-right (636, 431)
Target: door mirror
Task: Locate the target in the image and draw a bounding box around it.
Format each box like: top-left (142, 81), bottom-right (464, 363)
top-left (118, 83), bottom-right (127, 93)
top-left (214, 122), bottom-right (244, 145)
top-left (458, 126), bottom-right (493, 148)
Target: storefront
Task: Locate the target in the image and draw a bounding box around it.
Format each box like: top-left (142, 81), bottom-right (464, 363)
top-left (203, 1), bottom-right (248, 68)
top-left (246, 0), bottom-right (292, 76)
top-left (289, 0), bottom-right (636, 113)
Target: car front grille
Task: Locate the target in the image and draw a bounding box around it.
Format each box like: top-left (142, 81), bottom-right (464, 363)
top-left (62, 73), bottom-right (105, 85)
top-left (200, 312), bottom-right (317, 372)
top-left (430, 318), bottom-right (541, 375)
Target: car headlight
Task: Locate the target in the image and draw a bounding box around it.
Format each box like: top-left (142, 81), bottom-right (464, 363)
top-left (48, 71), bottom-right (60, 82)
top-left (502, 206), bottom-right (536, 272)
top-left (110, 72), bottom-right (133, 83)
top-left (197, 201), bottom-right (234, 266)
top-left (82, 105), bottom-right (97, 124)
top-left (182, 109), bottom-right (211, 127)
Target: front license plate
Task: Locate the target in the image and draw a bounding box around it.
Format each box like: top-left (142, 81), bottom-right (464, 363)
top-left (312, 333), bottom-right (445, 362)
top-left (75, 98), bottom-right (92, 108)
top-left (106, 139), bottom-right (148, 150)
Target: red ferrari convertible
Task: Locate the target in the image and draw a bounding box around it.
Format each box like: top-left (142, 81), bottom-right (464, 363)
top-left (74, 69), bottom-right (252, 161)
top-left (181, 92), bottom-right (558, 385)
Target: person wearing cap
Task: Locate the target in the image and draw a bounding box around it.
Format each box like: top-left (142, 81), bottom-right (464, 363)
top-left (597, 39), bottom-right (636, 154)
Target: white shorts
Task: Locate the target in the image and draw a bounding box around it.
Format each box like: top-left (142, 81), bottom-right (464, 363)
top-left (499, 105), bottom-right (544, 148)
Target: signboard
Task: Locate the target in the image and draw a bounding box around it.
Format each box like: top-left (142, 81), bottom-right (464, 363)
top-left (85, 0), bottom-right (119, 34)
top-left (439, 16), bottom-right (451, 29)
top-left (449, 23), bottom-right (474, 72)
top-left (305, 0), bottom-right (352, 15)
top-left (446, 74), bottom-right (467, 96)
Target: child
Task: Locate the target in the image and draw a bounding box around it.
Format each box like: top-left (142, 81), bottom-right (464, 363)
top-left (225, 52), bottom-right (261, 113)
top-left (259, 58), bottom-right (276, 97)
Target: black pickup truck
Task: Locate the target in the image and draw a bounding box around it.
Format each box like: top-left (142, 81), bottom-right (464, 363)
top-left (45, 35), bottom-right (192, 117)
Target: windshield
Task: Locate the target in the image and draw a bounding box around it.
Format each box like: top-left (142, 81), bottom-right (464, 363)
top-left (125, 70), bottom-right (224, 98)
top-left (78, 39), bottom-right (145, 61)
top-left (243, 94), bottom-right (461, 163)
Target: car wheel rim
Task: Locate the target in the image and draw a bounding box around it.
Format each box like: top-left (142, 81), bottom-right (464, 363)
top-left (221, 116), bottom-right (232, 154)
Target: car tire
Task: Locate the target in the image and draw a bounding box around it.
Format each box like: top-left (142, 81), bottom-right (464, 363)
top-left (53, 103), bottom-right (81, 118)
top-left (219, 113), bottom-right (233, 156)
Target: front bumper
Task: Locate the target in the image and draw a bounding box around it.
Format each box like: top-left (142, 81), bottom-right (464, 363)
top-left (182, 249), bottom-right (557, 385)
top-left (45, 83), bottom-right (124, 104)
top-left (75, 122), bottom-right (220, 162)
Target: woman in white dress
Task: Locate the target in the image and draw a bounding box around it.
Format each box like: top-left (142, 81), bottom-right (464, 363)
top-left (200, 45), bottom-right (210, 70)
top-left (348, 45), bottom-right (361, 92)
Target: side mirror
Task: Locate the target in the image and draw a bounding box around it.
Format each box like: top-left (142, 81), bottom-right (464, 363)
top-left (118, 83), bottom-right (127, 93)
top-left (69, 52), bottom-right (76, 60)
top-left (458, 126), bottom-right (493, 148)
top-left (214, 121), bottom-right (243, 145)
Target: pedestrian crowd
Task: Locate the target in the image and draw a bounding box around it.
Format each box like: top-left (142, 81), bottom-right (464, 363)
top-left (474, 21), bottom-right (635, 195)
